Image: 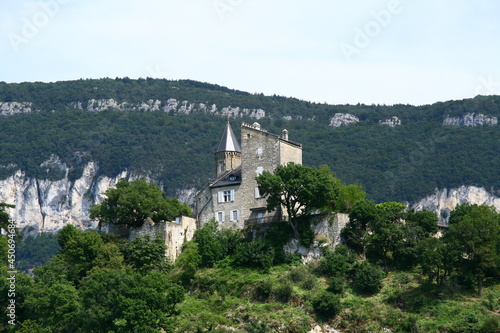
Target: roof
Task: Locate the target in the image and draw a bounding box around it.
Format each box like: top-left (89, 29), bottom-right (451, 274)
top-left (216, 121), bottom-right (241, 153)
top-left (210, 166), bottom-right (242, 188)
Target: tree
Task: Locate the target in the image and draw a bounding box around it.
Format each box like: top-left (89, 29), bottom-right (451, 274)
top-left (341, 199), bottom-right (377, 259)
top-left (442, 204), bottom-right (500, 295)
top-left (90, 178), bottom-right (192, 229)
top-left (122, 235), bottom-right (170, 272)
top-left (256, 163), bottom-right (340, 239)
top-left (0, 203), bottom-right (14, 231)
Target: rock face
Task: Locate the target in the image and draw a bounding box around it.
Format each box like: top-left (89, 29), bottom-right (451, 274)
top-left (329, 113), bottom-right (359, 127)
top-left (412, 186), bottom-right (500, 225)
top-left (68, 99), bottom-right (265, 119)
top-left (0, 102), bottom-right (33, 116)
top-left (284, 213), bottom-right (349, 264)
top-left (0, 162), bottom-right (130, 235)
top-left (443, 113), bottom-right (498, 126)
top-left (379, 116), bottom-right (402, 127)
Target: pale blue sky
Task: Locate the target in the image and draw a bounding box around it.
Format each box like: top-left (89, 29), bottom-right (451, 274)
top-left (1, 0), bottom-right (499, 105)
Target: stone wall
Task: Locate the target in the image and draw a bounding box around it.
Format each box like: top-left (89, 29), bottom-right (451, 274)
top-left (128, 216), bottom-right (196, 262)
top-left (284, 213), bottom-right (349, 264)
top-left (240, 122), bottom-right (302, 224)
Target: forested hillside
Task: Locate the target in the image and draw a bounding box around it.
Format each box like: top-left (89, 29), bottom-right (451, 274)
top-left (0, 78), bottom-right (498, 203)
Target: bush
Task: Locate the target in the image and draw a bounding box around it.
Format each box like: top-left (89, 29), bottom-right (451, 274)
top-left (255, 279), bottom-right (274, 300)
top-left (301, 276), bottom-right (317, 291)
top-left (233, 240), bottom-right (275, 270)
top-left (288, 266), bottom-right (309, 283)
top-left (320, 245), bottom-right (354, 278)
top-left (271, 281), bottom-right (294, 303)
top-left (326, 276), bottom-right (345, 295)
top-left (312, 292), bottom-right (342, 319)
top-left (353, 261), bottom-right (385, 294)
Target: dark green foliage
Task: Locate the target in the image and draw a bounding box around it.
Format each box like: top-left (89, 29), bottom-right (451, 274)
top-left (233, 240), bottom-right (275, 270)
top-left (320, 245), bottom-right (355, 278)
top-left (78, 269), bottom-right (184, 332)
top-left (442, 204), bottom-right (500, 295)
top-left (256, 163), bottom-right (340, 239)
top-left (353, 261), bottom-right (385, 294)
top-left (326, 276), bottom-right (345, 295)
top-left (193, 220), bottom-right (245, 268)
top-left (121, 235), bottom-right (170, 272)
top-left (16, 233), bottom-right (60, 271)
top-left (312, 292), bottom-right (342, 319)
top-left (0, 80), bottom-right (498, 205)
top-left (270, 281), bottom-right (294, 303)
top-left (90, 178), bottom-right (191, 229)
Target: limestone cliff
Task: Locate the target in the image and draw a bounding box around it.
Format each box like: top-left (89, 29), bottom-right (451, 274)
top-left (0, 161), bottom-right (132, 235)
top-left (411, 186), bottom-right (500, 225)
top-left (68, 98), bottom-right (266, 119)
top-left (329, 113), bottom-right (359, 127)
top-left (442, 113), bottom-right (498, 126)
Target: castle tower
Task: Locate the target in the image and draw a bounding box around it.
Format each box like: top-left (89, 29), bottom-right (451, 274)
top-left (215, 121), bottom-right (241, 176)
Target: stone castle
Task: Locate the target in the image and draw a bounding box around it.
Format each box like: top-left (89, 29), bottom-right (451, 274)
top-left (195, 122), bottom-right (302, 229)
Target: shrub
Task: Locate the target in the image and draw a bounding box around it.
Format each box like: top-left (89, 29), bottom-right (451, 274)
top-left (326, 276), bottom-right (345, 295)
top-left (288, 266), bottom-right (309, 283)
top-left (255, 279), bottom-right (274, 300)
top-left (271, 281), bottom-right (294, 303)
top-left (353, 261), bottom-right (385, 294)
top-left (312, 292), bottom-right (342, 319)
top-left (233, 240), bottom-right (275, 270)
top-left (301, 276), bottom-right (317, 291)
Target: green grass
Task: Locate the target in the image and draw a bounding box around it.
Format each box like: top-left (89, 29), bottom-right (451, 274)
top-left (172, 265), bottom-right (500, 332)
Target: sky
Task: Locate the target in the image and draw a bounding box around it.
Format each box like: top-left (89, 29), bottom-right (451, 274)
top-left (1, 0), bottom-right (500, 106)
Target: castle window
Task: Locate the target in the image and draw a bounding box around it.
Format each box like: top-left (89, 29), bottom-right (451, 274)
top-left (254, 187), bottom-right (262, 199)
top-left (257, 148), bottom-right (263, 157)
top-left (218, 189), bottom-right (235, 203)
top-left (216, 211), bottom-right (225, 223)
top-left (219, 161), bottom-right (225, 172)
top-left (230, 210), bottom-right (239, 221)
top-left (256, 167), bottom-right (264, 176)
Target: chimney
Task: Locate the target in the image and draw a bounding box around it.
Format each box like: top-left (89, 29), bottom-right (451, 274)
top-left (282, 129), bottom-right (289, 141)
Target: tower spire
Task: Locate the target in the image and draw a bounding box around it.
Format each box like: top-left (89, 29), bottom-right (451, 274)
top-left (216, 121), bottom-right (241, 153)
top-left (215, 122), bottom-right (241, 175)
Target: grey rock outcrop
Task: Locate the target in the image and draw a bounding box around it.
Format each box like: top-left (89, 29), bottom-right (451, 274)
top-left (443, 113), bottom-right (498, 126)
top-left (329, 113), bottom-right (359, 127)
top-left (284, 213), bottom-right (349, 264)
top-left (412, 186), bottom-right (500, 225)
top-left (379, 116), bottom-right (402, 127)
top-left (0, 102), bottom-right (33, 116)
top-left (0, 161), bottom-right (128, 234)
top-left (67, 98), bottom-right (266, 119)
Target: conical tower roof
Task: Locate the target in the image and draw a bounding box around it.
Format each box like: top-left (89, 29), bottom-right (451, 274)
top-left (216, 122), bottom-right (241, 153)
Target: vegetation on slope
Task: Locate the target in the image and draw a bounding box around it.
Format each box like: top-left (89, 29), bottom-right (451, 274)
top-left (0, 198), bottom-right (499, 332)
top-left (0, 79), bottom-right (499, 202)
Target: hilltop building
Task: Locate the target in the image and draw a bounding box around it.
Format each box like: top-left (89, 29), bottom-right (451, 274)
top-left (195, 122), bottom-right (302, 229)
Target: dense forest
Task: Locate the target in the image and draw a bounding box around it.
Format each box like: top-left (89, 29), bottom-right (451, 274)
top-left (1, 198), bottom-right (499, 332)
top-left (0, 78), bottom-right (498, 203)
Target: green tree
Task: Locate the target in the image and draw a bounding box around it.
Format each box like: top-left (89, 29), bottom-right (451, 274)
top-left (341, 199), bottom-right (377, 259)
top-left (90, 178), bottom-right (192, 229)
top-left (443, 204), bottom-right (500, 295)
top-left (122, 235), bottom-right (169, 272)
top-left (78, 269), bottom-right (185, 332)
top-left (0, 203), bottom-right (14, 231)
top-left (256, 163), bottom-right (340, 239)
top-left (332, 183), bottom-right (366, 213)
top-left (368, 202), bottom-right (407, 268)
